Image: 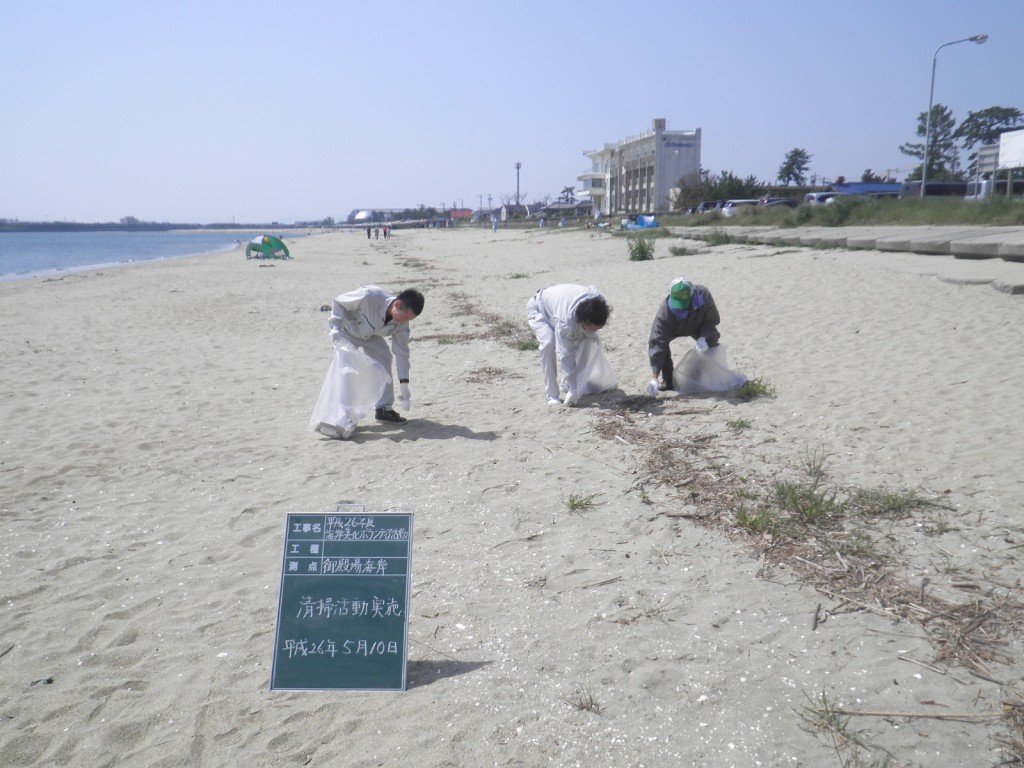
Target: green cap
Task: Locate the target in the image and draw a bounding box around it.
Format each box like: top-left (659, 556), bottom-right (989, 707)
top-left (669, 278), bottom-right (692, 311)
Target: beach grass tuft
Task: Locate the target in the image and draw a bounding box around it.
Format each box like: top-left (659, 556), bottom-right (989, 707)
top-left (735, 376), bottom-right (776, 401)
top-left (561, 490), bottom-right (601, 515)
top-left (564, 688), bottom-right (602, 715)
top-left (627, 236), bottom-right (655, 261)
top-left (735, 505), bottom-right (780, 535)
top-left (850, 487), bottom-right (921, 519)
top-left (773, 478), bottom-right (844, 525)
top-left (705, 228), bottom-right (732, 246)
top-left (800, 446), bottom-right (830, 483)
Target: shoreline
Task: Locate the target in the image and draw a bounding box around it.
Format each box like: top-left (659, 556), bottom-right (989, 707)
top-left (0, 243), bottom-right (247, 284)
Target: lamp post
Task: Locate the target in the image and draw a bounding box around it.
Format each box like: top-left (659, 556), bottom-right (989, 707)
top-left (921, 33), bottom-right (988, 198)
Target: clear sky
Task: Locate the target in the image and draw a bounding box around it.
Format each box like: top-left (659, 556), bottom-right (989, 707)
top-left (3, 1), bottom-right (1022, 224)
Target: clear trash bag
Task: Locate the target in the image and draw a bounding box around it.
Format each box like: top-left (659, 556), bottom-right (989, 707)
top-left (309, 343), bottom-right (391, 432)
top-left (574, 334), bottom-right (618, 395)
top-left (672, 343), bottom-right (748, 395)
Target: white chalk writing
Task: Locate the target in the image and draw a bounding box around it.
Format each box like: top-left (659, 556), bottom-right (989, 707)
top-left (280, 638), bottom-right (400, 659)
top-left (296, 596), bottom-right (403, 620)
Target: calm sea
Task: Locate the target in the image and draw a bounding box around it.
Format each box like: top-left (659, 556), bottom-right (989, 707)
top-left (0, 230), bottom-right (276, 281)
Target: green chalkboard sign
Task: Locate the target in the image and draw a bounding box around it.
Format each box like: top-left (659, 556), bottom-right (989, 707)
top-left (270, 506), bottom-right (413, 691)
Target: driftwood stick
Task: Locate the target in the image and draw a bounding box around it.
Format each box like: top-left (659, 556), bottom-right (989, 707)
top-left (835, 709), bottom-right (1004, 721)
top-left (815, 587), bottom-right (898, 620)
top-left (579, 576), bottom-right (623, 590)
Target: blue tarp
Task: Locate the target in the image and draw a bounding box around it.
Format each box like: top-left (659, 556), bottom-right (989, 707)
top-left (831, 182), bottom-right (902, 196)
top-left (624, 215), bottom-right (659, 229)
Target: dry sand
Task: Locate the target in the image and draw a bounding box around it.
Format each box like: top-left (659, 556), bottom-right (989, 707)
top-left (2, 226), bottom-right (1023, 767)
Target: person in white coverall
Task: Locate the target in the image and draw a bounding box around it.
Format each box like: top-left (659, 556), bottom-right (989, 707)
top-left (526, 284), bottom-right (610, 407)
top-left (328, 286), bottom-right (425, 425)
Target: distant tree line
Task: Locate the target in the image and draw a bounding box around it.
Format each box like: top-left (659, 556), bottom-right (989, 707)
top-left (671, 103), bottom-right (1022, 211)
top-left (672, 170), bottom-right (768, 211)
top-left (0, 218), bottom-right (299, 232)
top-left (0, 219), bottom-right (201, 232)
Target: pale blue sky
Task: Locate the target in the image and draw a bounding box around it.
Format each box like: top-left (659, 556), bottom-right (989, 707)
top-left (3, 0), bottom-right (1021, 224)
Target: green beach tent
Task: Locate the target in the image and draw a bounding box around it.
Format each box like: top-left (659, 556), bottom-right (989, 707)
top-left (245, 235), bottom-right (291, 260)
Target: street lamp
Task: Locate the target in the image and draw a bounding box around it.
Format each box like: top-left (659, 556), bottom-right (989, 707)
top-left (921, 33), bottom-right (988, 197)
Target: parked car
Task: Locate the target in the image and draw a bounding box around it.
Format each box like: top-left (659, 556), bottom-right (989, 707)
top-left (803, 191), bottom-right (846, 206)
top-left (695, 200), bottom-right (725, 214)
top-left (759, 197), bottom-right (799, 209)
top-left (720, 199), bottom-right (760, 217)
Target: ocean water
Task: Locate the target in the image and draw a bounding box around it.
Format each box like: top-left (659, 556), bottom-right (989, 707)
top-left (0, 230), bottom-right (275, 281)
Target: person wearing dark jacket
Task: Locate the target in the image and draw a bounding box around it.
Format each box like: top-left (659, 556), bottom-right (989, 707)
top-left (647, 278), bottom-right (721, 394)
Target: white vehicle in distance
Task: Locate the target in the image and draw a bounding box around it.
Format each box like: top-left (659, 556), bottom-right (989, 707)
top-left (803, 191), bottom-right (846, 205)
top-left (964, 178), bottom-right (1024, 201)
top-left (719, 199), bottom-right (760, 217)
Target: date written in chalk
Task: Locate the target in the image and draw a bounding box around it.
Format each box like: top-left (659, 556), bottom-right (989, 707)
top-left (280, 638), bottom-right (401, 658)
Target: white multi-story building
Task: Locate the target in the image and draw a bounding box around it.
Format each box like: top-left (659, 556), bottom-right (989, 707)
top-left (578, 118), bottom-right (701, 216)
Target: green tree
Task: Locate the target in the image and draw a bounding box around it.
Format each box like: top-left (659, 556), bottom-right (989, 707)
top-left (955, 106), bottom-right (1024, 175)
top-left (860, 169), bottom-right (889, 183)
top-left (955, 106), bottom-right (1024, 148)
top-left (705, 170), bottom-right (767, 201)
top-left (559, 186), bottom-right (576, 204)
top-left (672, 170), bottom-right (706, 211)
top-left (777, 148), bottom-right (812, 185)
top-left (899, 103), bottom-right (960, 180)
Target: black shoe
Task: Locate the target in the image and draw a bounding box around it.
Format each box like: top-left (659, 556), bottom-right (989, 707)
top-left (658, 381), bottom-right (674, 392)
top-left (375, 407), bottom-right (407, 423)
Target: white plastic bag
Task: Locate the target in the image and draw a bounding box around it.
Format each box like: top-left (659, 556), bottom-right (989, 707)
top-left (573, 334), bottom-right (618, 396)
top-left (309, 344), bottom-right (391, 433)
top-left (673, 343), bottom-right (747, 395)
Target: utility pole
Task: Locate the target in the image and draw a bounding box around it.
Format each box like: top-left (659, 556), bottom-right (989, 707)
top-left (515, 162), bottom-right (521, 206)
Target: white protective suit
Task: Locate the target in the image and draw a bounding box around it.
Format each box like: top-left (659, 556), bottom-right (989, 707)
top-left (526, 284), bottom-right (608, 401)
top-left (328, 286), bottom-right (411, 409)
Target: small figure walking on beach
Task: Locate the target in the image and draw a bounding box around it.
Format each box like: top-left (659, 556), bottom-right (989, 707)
top-left (526, 284), bottom-right (614, 407)
top-left (310, 286), bottom-right (425, 439)
top-left (366, 226), bottom-right (371, 239)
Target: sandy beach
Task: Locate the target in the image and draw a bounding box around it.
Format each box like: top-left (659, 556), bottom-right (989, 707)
top-left (2, 225), bottom-right (1023, 767)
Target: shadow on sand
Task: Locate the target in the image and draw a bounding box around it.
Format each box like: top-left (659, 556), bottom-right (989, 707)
top-left (406, 659), bottom-right (492, 689)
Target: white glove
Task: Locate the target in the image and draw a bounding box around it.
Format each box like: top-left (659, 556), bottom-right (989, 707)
top-left (563, 391), bottom-right (578, 408)
top-left (695, 337), bottom-right (709, 353)
top-left (400, 383), bottom-right (411, 411)
top-left (646, 379), bottom-right (659, 396)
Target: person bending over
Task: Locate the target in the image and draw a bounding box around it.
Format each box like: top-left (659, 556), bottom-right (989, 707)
top-left (526, 284), bottom-right (610, 407)
top-left (329, 286), bottom-right (425, 423)
top-left (647, 278), bottom-right (720, 395)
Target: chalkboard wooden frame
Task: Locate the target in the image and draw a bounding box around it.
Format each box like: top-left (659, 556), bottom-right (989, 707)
top-left (270, 506), bottom-right (413, 691)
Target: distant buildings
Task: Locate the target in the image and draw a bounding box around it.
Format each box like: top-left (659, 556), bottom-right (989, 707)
top-left (578, 118), bottom-right (701, 216)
